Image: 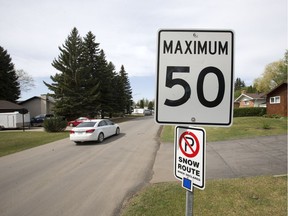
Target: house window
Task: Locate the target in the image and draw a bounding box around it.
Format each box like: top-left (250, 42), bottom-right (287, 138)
top-left (270, 96), bottom-right (280, 104)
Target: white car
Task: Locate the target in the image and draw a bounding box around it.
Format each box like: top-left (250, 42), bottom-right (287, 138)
top-left (70, 119), bottom-right (120, 144)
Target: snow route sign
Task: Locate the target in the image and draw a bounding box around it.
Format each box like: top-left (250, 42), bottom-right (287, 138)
top-left (156, 29), bottom-right (234, 126)
top-left (175, 126), bottom-right (206, 190)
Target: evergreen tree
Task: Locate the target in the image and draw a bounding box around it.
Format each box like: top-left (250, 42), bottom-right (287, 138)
top-left (234, 77), bottom-right (245, 91)
top-left (82, 31), bottom-right (101, 117)
top-left (118, 65), bottom-right (132, 113)
top-left (44, 27), bottom-right (85, 118)
top-left (139, 99), bottom-right (144, 108)
top-left (112, 72), bottom-right (124, 114)
top-left (96, 50), bottom-right (114, 118)
top-left (148, 101), bottom-right (154, 110)
top-left (0, 46), bottom-right (20, 102)
top-left (106, 62), bottom-right (119, 117)
top-left (44, 28), bottom-right (134, 119)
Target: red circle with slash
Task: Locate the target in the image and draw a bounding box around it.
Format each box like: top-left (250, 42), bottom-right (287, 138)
top-left (179, 131), bottom-right (200, 158)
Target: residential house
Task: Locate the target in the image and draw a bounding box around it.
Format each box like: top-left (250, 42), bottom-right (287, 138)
top-left (234, 91), bottom-right (266, 108)
top-left (266, 82), bottom-right (287, 117)
top-left (18, 94), bottom-right (55, 118)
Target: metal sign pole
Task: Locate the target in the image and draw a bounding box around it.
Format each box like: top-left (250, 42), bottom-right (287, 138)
top-left (22, 113), bottom-right (25, 132)
top-left (186, 187), bottom-right (194, 216)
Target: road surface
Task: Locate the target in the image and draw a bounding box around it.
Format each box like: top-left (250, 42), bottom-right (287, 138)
top-left (0, 116), bottom-right (160, 216)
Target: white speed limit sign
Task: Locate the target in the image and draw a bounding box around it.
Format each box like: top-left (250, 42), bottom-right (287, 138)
top-left (156, 29), bottom-right (234, 126)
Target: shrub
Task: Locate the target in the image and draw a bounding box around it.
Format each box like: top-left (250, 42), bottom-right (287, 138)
top-left (262, 122), bottom-right (272, 129)
top-left (43, 117), bottom-right (67, 132)
top-left (234, 107), bottom-right (266, 117)
top-left (263, 114), bottom-right (282, 119)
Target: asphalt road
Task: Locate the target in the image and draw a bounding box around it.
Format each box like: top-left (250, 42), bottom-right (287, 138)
top-left (0, 116), bottom-right (160, 216)
top-left (152, 134), bottom-right (287, 183)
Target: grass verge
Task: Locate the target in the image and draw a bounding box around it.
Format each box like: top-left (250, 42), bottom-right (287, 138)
top-left (121, 175), bottom-right (287, 216)
top-left (161, 117), bottom-right (287, 142)
top-left (0, 131), bottom-right (69, 157)
top-left (0, 116), bottom-right (139, 157)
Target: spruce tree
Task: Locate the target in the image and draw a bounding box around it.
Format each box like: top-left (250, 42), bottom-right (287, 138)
top-left (118, 65), bottom-right (133, 114)
top-left (44, 28), bottom-right (133, 119)
top-left (44, 27), bottom-right (85, 118)
top-left (96, 50), bottom-right (114, 118)
top-left (0, 46), bottom-right (20, 102)
top-left (82, 31), bottom-right (101, 117)
top-left (113, 72), bottom-right (124, 114)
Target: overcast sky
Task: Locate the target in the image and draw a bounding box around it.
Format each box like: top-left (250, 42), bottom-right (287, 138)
top-left (0, 0), bottom-right (287, 102)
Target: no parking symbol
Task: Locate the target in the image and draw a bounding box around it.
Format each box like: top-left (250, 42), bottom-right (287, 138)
top-left (179, 131), bottom-right (200, 158)
top-left (174, 126), bottom-right (206, 190)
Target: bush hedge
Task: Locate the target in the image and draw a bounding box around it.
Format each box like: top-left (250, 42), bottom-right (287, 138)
top-left (43, 117), bottom-right (67, 132)
top-left (233, 107), bottom-right (266, 117)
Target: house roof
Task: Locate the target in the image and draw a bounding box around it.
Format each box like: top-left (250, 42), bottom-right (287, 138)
top-left (18, 96), bottom-right (40, 104)
top-left (235, 93), bottom-right (266, 102)
top-left (18, 95), bottom-right (55, 105)
top-left (0, 100), bottom-right (28, 114)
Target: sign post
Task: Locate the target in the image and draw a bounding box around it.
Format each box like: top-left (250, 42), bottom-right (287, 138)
top-left (186, 190), bottom-right (193, 216)
top-left (175, 126), bottom-right (206, 215)
top-left (155, 29), bottom-right (234, 215)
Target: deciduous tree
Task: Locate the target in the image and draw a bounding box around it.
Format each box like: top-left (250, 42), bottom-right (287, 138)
top-left (16, 69), bottom-right (35, 93)
top-left (254, 50), bottom-right (287, 93)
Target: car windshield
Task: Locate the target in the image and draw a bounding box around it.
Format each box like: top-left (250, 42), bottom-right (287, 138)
top-left (76, 122), bottom-right (96, 127)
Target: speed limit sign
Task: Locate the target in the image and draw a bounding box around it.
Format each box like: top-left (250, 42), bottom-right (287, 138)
top-left (156, 29), bottom-right (234, 126)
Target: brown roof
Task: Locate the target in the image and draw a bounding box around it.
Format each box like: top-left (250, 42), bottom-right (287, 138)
top-left (244, 93), bottom-right (266, 99)
top-left (0, 100), bottom-right (28, 114)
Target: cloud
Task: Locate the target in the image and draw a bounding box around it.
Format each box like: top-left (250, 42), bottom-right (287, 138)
top-left (0, 0), bottom-right (286, 86)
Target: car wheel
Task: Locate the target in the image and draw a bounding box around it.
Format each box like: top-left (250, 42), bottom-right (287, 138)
top-left (98, 133), bottom-right (104, 143)
top-left (115, 127), bottom-right (120, 135)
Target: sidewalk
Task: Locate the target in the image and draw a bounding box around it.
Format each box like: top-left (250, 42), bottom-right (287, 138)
top-left (151, 135), bottom-right (287, 183)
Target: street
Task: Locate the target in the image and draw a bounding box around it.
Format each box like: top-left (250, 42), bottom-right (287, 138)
top-left (1, 116), bottom-right (287, 216)
top-left (0, 116), bottom-right (160, 216)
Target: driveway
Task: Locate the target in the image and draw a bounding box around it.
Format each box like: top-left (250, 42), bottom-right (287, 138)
top-left (151, 134), bottom-right (287, 183)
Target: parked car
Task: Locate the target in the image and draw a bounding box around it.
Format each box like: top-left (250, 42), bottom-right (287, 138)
top-left (30, 114), bottom-right (54, 127)
top-left (67, 117), bottom-right (90, 127)
top-left (144, 109), bottom-right (153, 116)
top-left (70, 119), bottom-right (120, 144)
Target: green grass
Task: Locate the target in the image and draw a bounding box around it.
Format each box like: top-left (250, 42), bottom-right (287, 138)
top-left (161, 117), bottom-right (287, 142)
top-left (121, 117), bottom-right (287, 215)
top-left (121, 176), bottom-right (287, 216)
top-left (0, 131), bottom-right (69, 157)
